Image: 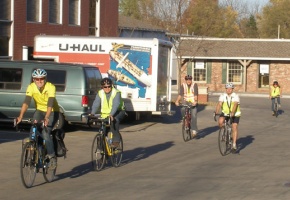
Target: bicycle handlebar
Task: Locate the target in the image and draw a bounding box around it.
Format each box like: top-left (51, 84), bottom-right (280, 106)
top-left (88, 114), bottom-right (111, 125)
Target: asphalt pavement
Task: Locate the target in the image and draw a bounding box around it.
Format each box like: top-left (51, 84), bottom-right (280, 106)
top-left (1, 95), bottom-right (290, 199)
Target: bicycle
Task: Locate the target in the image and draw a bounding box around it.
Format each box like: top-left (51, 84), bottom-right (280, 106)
top-left (181, 104), bottom-right (193, 142)
top-left (17, 119), bottom-right (57, 188)
top-left (88, 114), bottom-right (123, 171)
top-left (214, 114), bottom-right (233, 156)
top-left (272, 96), bottom-right (280, 117)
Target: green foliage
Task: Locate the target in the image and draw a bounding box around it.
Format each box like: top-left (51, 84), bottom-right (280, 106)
top-left (119, 0), bottom-right (142, 19)
top-left (259, 0), bottom-right (290, 38)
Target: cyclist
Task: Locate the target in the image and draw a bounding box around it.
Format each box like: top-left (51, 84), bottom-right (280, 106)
top-left (175, 75), bottom-right (198, 137)
top-left (269, 80), bottom-right (282, 116)
top-left (90, 77), bottom-right (126, 147)
top-left (16, 69), bottom-right (59, 168)
top-left (214, 83), bottom-right (241, 151)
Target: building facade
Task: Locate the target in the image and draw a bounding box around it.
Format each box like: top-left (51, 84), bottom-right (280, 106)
top-left (0, 0), bottom-right (118, 60)
top-left (177, 37), bottom-right (290, 94)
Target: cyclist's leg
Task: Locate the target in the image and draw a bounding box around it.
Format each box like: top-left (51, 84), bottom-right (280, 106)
top-left (277, 97), bottom-right (281, 106)
top-left (218, 113), bottom-right (225, 128)
top-left (181, 107), bottom-right (185, 119)
top-left (231, 117), bottom-right (240, 150)
top-left (111, 110), bottom-right (126, 144)
top-left (271, 98), bottom-right (275, 114)
top-left (190, 106), bottom-right (197, 135)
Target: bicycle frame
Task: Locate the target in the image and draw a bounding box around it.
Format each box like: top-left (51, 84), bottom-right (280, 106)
top-left (214, 114), bottom-right (233, 156)
top-left (89, 114), bottom-right (123, 171)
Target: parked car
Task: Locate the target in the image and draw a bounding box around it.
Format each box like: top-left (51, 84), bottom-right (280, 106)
top-left (0, 60), bottom-right (102, 129)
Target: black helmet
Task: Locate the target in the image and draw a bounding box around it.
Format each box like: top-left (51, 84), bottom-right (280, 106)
top-left (101, 77), bottom-right (113, 86)
top-left (185, 75), bottom-right (192, 80)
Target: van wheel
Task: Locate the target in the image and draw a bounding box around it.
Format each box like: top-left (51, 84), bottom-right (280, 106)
top-left (53, 113), bottom-right (66, 130)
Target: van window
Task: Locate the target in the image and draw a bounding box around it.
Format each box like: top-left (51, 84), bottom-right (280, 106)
top-left (0, 68), bottom-right (22, 90)
top-left (32, 69), bottom-right (66, 92)
top-left (84, 68), bottom-right (102, 90)
top-left (46, 70), bottom-right (66, 91)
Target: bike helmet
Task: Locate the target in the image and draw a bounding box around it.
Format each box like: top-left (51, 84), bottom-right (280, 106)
top-left (185, 75), bottom-right (192, 80)
top-left (225, 83), bottom-right (234, 89)
top-left (273, 80), bottom-right (278, 85)
top-left (101, 77), bottom-right (113, 86)
top-left (32, 69), bottom-right (47, 78)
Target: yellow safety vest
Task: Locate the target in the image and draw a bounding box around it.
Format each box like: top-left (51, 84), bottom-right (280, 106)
top-left (182, 83), bottom-right (195, 103)
top-left (221, 96), bottom-right (241, 117)
top-left (98, 88), bottom-right (125, 118)
top-left (271, 86), bottom-right (281, 97)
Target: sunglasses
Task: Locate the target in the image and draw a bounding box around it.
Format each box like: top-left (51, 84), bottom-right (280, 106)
top-left (103, 86), bottom-right (112, 89)
top-left (34, 78), bottom-right (45, 81)
top-left (185, 78), bottom-right (192, 80)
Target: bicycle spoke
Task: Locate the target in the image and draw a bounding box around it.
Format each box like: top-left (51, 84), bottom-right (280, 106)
top-left (20, 142), bottom-right (37, 188)
top-left (111, 136), bottom-right (123, 167)
top-left (218, 128), bottom-right (228, 156)
top-left (182, 118), bottom-right (191, 142)
top-left (91, 134), bottom-right (105, 171)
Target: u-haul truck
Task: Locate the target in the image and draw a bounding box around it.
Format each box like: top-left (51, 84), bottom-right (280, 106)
top-left (33, 35), bottom-right (174, 119)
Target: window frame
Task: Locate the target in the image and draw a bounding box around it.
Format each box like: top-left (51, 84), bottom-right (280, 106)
top-left (69, 0), bottom-right (81, 26)
top-left (0, 68), bottom-right (22, 90)
top-left (193, 60), bottom-right (207, 83)
top-left (49, 0), bottom-right (63, 24)
top-left (227, 61), bottom-right (242, 84)
top-left (26, 0), bottom-right (42, 23)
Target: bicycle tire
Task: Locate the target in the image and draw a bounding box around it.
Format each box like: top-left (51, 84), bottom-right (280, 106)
top-left (20, 142), bottom-right (37, 188)
top-left (111, 134), bottom-right (123, 167)
top-left (182, 117), bottom-right (191, 142)
top-left (274, 103), bottom-right (278, 117)
top-left (218, 127), bottom-right (229, 156)
top-left (91, 133), bottom-right (105, 171)
top-left (43, 147), bottom-right (56, 183)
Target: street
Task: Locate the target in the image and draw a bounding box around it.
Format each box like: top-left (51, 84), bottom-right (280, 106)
top-left (1, 95), bottom-right (290, 200)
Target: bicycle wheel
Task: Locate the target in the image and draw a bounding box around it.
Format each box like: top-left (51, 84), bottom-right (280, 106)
top-left (91, 133), bottom-right (105, 171)
top-left (218, 128), bottom-right (229, 156)
top-left (111, 134), bottom-right (123, 167)
top-left (20, 142), bottom-right (37, 188)
top-left (182, 118), bottom-right (191, 142)
top-left (43, 149), bottom-right (56, 183)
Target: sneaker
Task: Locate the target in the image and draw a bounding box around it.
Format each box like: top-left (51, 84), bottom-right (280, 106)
top-left (272, 112), bottom-right (275, 116)
top-left (191, 130), bottom-right (197, 137)
top-left (111, 142), bottom-right (120, 148)
top-left (232, 143), bottom-right (237, 151)
top-left (49, 156), bottom-right (57, 169)
top-left (278, 104), bottom-right (281, 108)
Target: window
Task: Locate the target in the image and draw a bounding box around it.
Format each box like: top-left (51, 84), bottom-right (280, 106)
top-left (69, 0), bottom-right (80, 25)
top-left (27, 0), bottom-right (42, 22)
top-left (49, 0), bottom-right (62, 24)
top-left (193, 60), bottom-right (206, 82)
top-left (228, 62), bottom-right (242, 83)
top-left (0, 68), bottom-right (22, 90)
top-left (258, 64), bottom-right (269, 88)
top-left (0, 0), bottom-right (11, 20)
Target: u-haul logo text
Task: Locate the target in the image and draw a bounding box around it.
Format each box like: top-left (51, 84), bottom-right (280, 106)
top-left (59, 44), bottom-right (106, 52)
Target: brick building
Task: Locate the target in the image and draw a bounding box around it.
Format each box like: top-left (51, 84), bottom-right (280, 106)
top-left (177, 37), bottom-right (290, 95)
top-left (0, 0), bottom-right (118, 60)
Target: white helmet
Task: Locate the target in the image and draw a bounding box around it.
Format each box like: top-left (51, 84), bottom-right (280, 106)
top-left (32, 69), bottom-right (47, 78)
top-left (225, 83), bottom-right (234, 89)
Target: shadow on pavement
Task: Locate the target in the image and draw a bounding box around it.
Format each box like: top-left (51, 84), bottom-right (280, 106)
top-left (196, 125), bottom-right (220, 139)
top-left (236, 135), bottom-right (255, 154)
top-left (121, 141), bottom-right (174, 166)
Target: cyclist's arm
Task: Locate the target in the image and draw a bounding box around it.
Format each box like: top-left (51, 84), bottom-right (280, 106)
top-left (110, 92), bottom-right (121, 117)
top-left (280, 86), bottom-right (282, 97)
top-left (175, 86), bottom-right (184, 106)
top-left (215, 101), bottom-right (222, 114)
top-left (230, 101), bottom-right (239, 117)
top-left (91, 93), bottom-right (101, 114)
top-left (17, 96), bottom-right (32, 123)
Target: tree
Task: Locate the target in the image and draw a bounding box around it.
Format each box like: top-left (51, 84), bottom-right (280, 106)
top-left (239, 15), bottom-right (259, 38)
top-left (259, 0), bottom-right (290, 39)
